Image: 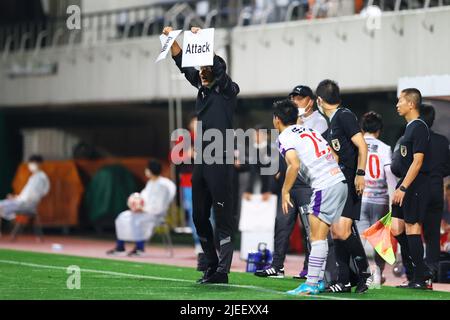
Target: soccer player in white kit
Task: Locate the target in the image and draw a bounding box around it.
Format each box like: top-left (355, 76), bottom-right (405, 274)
top-left (357, 112), bottom-right (397, 288)
top-left (273, 99), bottom-right (348, 295)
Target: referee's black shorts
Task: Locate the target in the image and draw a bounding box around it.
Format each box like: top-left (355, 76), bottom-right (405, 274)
top-left (392, 173), bottom-right (431, 224)
top-left (341, 171), bottom-right (362, 221)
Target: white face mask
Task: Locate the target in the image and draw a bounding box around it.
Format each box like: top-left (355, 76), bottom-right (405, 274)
top-left (317, 101), bottom-right (324, 114)
top-left (28, 163), bottom-right (38, 173)
top-left (297, 107), bottom-right (307, 117)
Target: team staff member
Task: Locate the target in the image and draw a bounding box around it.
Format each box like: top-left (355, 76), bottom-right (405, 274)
top-left (292, 85), bottom-right (331, 279)
top-left (316, 80), bottom-right (370, 294)
top-left (357, 112), bottom-right (397, 288)
top-left (420, 104), bottom-right (450, 280)
top-left (390, 88), bottom-right (431, 290)
top-left (255, 86), bottom-right (328, 279)
top-left (163, 26), bottom-right (240, 284)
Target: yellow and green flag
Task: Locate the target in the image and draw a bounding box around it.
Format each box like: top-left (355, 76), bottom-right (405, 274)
top-left (362, 211), bottom-right (398, 265)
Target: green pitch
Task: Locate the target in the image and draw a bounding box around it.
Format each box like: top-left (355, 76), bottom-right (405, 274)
top-left (0, 248), bottom-right (449, 300)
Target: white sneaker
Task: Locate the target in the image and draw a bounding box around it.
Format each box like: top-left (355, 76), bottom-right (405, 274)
top-left (370, 267), bottom-right (381, 289)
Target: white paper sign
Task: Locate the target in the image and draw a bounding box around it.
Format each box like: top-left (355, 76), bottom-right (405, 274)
top-left (181, 28), bottom-right (214, 68)
top-left (155, 29), bottom-right (182, 63)
top-left (239, 194), bottom-right (277, 232)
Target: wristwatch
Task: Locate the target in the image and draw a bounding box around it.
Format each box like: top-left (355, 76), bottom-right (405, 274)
top-left (356, 169), bottom-right (365, 176)
top-left (399, 185), bottom-right (407, 192)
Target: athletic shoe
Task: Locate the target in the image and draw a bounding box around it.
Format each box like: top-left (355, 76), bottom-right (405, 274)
top-left (287, 283), bottom-right (319, 296)
top-left (396, 280), bottom-right (410, 288)
top-left (200, 271), bottom-right (228, 284)
top-left (325, 282), bottom-right (352, 293)
top-left (293, 268), bottom-right (308, 280)
top-left (196, 266), bottom-right (216, 284)
top-left (254, 266), bottom-right (285, 278)
top-left (421, 268), bottom-right (434, 289)
top-left (408, 281), bottom-right (432, 290)
top-left (370, 268), bottom-right (381, 289)
top-left (317, 280), bottom-right (326, 293)
top-left (425, 279), bottom-right (433, 290)
top-left (127, 249), bottom-right (145, 257)
top-left (106, 248), bottom-right (127, 256)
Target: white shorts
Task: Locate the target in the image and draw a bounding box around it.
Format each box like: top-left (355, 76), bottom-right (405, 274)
top-left (308, 181), bottom-right (348, 225)
top-left (115, 210), bottom-right (163, 242)
top-left (356, 202), bottom-right (389, 234)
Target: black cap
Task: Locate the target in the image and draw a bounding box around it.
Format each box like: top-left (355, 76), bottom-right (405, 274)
top-left (289, 85), bottom-right (315, 99)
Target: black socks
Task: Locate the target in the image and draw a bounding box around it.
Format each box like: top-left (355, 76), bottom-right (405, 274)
top-left (343, 233), bottom-right (369, 274)
top-left (407, 234), bottom-right (426, 283)
top-left (334, 239), bottom-right (350, 283)
top-left (395, 232), bottom-right (413, 281)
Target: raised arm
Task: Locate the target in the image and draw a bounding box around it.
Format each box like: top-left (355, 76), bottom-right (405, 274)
top-left (211, 54), bottom-right (240, 98)
top-left (162, 26), bottom-right (200, 89)
top-left (190, 27), bottom-right (239, 97)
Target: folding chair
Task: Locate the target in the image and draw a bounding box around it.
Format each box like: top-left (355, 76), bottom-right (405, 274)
top-left (152, 218), bottom-right (174, 258)
top-left (10, 209), bottom-right (44, 242)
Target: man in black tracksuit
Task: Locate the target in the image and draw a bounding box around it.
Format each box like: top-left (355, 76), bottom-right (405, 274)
top-left (420, 104), bottom-right (450, 280)
top-left (164, 26), bottom-right (240, 284)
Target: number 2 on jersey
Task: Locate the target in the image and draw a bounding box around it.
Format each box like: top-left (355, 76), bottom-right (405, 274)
top-left (300, 132), bottom-right (329, 158)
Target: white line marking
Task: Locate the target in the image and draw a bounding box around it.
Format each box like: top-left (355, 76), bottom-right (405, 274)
top-left (0, 259), bottom-right (354, 300)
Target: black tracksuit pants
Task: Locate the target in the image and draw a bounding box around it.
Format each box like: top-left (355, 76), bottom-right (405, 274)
top-left (272, 187), bottom-right (312, 270)
top-left (192, 163), bottom-right (235, 274)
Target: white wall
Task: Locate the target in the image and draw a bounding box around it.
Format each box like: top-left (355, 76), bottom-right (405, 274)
top-left (0, 7), bottom-right (449, 106)
top-left (22, 128), bottom-right (80, 161)
top-left (0, 29), bottom-right (229, 106)
top-left (231, 6), bottom-right (450, 96)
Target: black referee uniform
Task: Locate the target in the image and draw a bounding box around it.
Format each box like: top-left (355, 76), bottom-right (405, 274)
top-left (327, 107), bottom-right (370, 285)
top-left (172, 52), bottom-right (240, 280)
top-left (391, 118), bottom-right (431, 284)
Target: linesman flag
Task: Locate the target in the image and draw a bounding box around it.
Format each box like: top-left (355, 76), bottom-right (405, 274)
top-left (362, 211), bottom-right (398, 265)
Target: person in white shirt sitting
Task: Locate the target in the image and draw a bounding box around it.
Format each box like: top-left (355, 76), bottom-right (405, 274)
top-left (0, 155), bottom-right (50, 234)
top-left (107, 160), bottom-right (176, 257)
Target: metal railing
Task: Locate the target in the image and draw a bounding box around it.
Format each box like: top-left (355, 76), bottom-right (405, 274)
top-left (1, 0), bottom-right (448, 59)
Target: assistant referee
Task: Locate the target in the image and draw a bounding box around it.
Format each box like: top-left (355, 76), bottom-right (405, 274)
top-left (391, 88), bottom-right (431, 289)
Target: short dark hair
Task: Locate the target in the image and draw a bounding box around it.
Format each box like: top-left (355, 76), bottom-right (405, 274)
top-left (361, 111), bottom-right (383, 133)
top-left (316, 79), bottom-right (341, 105)
top-left (420, 103), bottom-right (435, 128)
top-left (401, 88), bottom-right (422, 109)
top-left (273, 99), bottom-right (298, 126)
top-left (147, 159), bottom-right (162, 176)
top-left (28, 154), bottom-right (43, 163)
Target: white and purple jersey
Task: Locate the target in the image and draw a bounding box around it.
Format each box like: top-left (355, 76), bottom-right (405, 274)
top-left (277, 125), bottom-right (345, 191)
top-left (300, 110), bottom-right (328, 136)
top-left (362, 135), bottom-right (397, 205)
